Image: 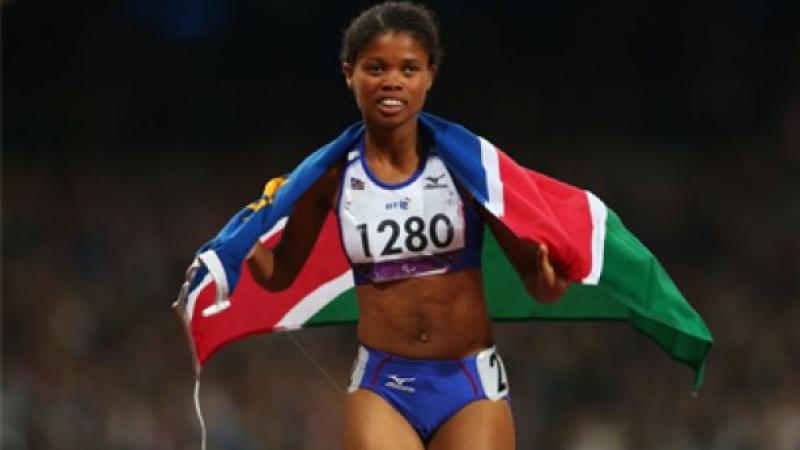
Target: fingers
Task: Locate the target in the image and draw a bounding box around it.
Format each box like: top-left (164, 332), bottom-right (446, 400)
top-left (536, 243), bottom-right (570, 302)
top-left (537, 243), bottom-right (555, 284)
top-left (538, 243), bottom-right (569, 281)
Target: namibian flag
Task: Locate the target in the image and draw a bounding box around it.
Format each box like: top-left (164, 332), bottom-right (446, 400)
top-left (174, 112), bottom-right (713, 392)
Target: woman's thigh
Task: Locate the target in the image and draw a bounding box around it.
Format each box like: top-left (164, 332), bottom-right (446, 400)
top-left (342, 389), bottom-right (425, 450)
top-left (427, 399), bottom-right (515, 450)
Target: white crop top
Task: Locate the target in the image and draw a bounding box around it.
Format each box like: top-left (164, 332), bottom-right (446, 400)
top-left (336, 142), bottom-right (483, 284)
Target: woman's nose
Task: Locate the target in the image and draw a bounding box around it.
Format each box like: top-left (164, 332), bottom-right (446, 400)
top-left (380, 70), bottom-right (404, 91)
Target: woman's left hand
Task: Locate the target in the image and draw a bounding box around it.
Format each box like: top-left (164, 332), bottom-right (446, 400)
top-left (525, 243), bottom-right (571, 303)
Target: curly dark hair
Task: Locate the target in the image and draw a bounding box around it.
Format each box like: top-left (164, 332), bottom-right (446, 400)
top-left (340, 1), bottom-right (443, 67)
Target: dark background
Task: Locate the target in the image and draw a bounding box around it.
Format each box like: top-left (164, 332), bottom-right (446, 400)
top-left (3, 1), bottom-right (800, 449)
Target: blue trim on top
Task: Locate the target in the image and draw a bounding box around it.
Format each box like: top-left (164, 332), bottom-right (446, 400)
top-left (418, 113), bottom-right (488, 206)
top-left (336, 150), bottom-right (361, 271)
top-left (358, 137), bottom-right (429, 190)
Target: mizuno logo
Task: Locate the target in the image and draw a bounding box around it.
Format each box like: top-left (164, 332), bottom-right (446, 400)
top-left (385, 374), bottom-right (416, 393)
top-left (426, 174), bottom-right (446, 184)
top-left (424, 173), bottom-right (448, 189)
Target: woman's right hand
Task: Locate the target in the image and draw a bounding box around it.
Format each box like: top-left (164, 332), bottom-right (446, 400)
top-left (245, 176), bottom-right (287, 290)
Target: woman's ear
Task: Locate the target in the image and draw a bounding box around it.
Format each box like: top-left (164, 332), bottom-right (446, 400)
top-left (342, 63), bottom-right (354, 89)
top-left (427, 65), bottom-right (438, 91)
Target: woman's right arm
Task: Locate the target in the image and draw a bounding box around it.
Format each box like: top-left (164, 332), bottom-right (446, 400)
top-left (246, 167), bottom-right (339, 292)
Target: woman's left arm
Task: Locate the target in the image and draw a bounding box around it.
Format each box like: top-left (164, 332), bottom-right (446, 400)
top-left (475, 199), bottom-right (571, 303)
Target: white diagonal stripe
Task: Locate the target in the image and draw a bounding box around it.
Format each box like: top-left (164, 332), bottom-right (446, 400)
top-left (582, 191), bottom-right (607, 285)
top-left (259, 217), bottom-right (288, 243)
top-left (197, 250), bottom-right (229, 307)
top-left (187, 273), bottom-right (212, 322)
top-left (479, 137), bottom-right (504, 217)
top-left (275, 270), bottom-right (355, 330)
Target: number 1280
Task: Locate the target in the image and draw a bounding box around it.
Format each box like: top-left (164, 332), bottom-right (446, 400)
top-left (356, 213), bottom-right (455, 257)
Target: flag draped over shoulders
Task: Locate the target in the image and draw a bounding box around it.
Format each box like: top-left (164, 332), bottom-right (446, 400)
top-left (173, 112), bottom-right (713, 391)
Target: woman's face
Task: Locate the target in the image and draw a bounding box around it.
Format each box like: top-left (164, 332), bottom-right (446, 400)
top-left (344, 31), bottom-right (436, 131)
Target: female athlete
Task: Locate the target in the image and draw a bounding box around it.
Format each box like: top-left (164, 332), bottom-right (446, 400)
top-left (246, 2), bottom-right (569, 449)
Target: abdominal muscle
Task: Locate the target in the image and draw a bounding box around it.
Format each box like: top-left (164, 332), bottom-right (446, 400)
top-left (354, 268), bottom-right (493, 359)
top-left (315, 163), bottom-right (492, 359)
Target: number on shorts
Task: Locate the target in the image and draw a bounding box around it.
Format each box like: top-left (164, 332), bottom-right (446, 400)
top-left (490, 352), bottom-right (507, 393)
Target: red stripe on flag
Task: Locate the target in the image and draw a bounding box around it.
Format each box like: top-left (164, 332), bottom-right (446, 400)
top-left (190, 212), bottom-right (349, 365)
top-left (495, 150), bottom-right (594, 281)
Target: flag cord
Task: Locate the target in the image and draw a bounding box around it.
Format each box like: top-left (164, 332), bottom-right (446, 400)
top-left (285, 332), bottom-right (345, 396)
top-left (194, 378), bottom-right (208, 450)
top-left (192, 335), bottom-right (342, 450)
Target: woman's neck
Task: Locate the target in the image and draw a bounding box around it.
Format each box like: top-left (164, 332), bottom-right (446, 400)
top-left (363, 119), bottom-right (420, 168)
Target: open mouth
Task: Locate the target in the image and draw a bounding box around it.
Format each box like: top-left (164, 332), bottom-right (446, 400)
top-left (376, 97), bottom-right (407, 114)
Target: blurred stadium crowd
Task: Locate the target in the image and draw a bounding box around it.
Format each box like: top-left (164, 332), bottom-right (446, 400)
top-left (3, 1), bottom-right (800, 449)
top-left (3, 141), bottom-right (798, 449)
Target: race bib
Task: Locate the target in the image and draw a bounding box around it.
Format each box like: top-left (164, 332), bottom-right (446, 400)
top-left (476, 347), bottom-right (510, 400)
top-left (339, 150), bottom-right (466, 269)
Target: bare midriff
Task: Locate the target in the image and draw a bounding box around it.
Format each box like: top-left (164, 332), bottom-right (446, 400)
top-left (309, 163), bottom-right (492, 360)
top-left (355, 268), bottom-right (493, 360)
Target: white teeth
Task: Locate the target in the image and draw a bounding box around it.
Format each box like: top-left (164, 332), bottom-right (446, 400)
top-left (380, 98), bottom-right (404, 106)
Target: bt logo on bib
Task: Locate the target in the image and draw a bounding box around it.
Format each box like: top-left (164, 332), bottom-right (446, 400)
top-left (385, 198), bottom-right (410, 210)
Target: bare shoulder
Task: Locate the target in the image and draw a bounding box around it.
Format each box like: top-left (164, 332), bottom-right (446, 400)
top-left (319, 162), bottom-right (343, 190)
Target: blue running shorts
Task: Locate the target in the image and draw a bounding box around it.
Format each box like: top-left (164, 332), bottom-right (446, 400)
top-left (347, 345), bottom-right (510, 441)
